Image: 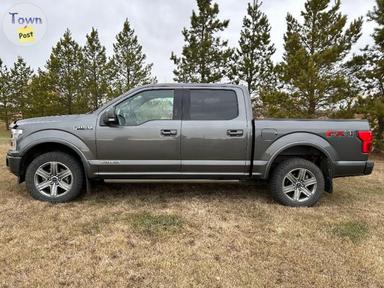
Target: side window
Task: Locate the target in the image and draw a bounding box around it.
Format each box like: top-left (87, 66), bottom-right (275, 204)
top-left (186, 89), bottom-right (238, 120)
top-left (115, 90), bottom-right (174, 126)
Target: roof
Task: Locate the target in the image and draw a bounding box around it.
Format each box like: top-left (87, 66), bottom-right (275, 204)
top-left (139, 82), bottom-right (246, 89)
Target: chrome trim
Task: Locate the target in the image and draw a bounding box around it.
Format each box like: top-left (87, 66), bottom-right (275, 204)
top-left (90, 160), bottom-right (248, 166)
top-left (181, 160), bottom-right (247, 166)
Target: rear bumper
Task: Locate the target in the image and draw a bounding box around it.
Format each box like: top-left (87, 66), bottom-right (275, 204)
top-left (364, 160), bottom-right (374, 175)
top-left (333, 160), bottom-right (374, 177)
top-left (6, 153), bottom-right (21, 177)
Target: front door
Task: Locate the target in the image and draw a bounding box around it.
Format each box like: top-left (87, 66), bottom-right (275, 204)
top-left (95, 89), bottom-right (181, 177)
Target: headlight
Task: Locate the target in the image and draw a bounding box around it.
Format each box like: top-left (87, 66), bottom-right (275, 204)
top-left (10, 128), bottom-right (23, 151)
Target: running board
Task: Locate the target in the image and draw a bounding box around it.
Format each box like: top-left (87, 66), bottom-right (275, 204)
top-left (104, 179), bottom-right (241, 184)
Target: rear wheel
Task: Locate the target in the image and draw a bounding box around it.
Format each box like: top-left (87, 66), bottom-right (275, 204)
top-left (270, 158), bottom-right (324, 207)
top-left (25, 152), bottom-right (84, 203)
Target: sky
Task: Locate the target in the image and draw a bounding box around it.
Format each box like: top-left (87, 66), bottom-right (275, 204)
top-left (0, 0), bottom-right (377, 82)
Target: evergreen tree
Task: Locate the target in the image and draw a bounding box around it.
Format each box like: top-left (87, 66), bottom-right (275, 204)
top-left (369, 0), bottom-right (384, 47)
top-left (46, 29), bottom-right (85, 114)
top-left (262, 0), bottom-right (363, 118)
top-left (110, 19), bottom-right (156, 96)
top-left (27, 69), bottom-right (59, 118)
top-left (0, 59), bottom-right (12, 129)
top-left (83, 28), bottom-right (111, 110)
top-left (350, 0), bottom-right (384, 149)
top-left (229, 0), bottom-right (275, 115)
top-left (9, 57), bottom-right (33, 118)
top-left (170, 0), bottom-right (233, 83)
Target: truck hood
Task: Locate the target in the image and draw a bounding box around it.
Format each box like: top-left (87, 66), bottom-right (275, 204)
top-left (11, 114), bottom-right (97, 134)
top-left (14, 114), bottom-right (87, 127)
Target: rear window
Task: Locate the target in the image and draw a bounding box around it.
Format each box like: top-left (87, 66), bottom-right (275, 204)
top-left (186, 89), bottom-right (238, 120)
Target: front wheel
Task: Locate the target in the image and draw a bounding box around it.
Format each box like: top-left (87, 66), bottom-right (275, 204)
top-left (25, 152), bottom-right (84, 203)
top-left (270, 158), bottom-right (324, 207)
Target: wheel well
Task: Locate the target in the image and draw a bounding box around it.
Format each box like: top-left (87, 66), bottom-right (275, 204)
top-left (269, 145), bottom-right (333, 192)
top-left (19, 142), bottom-right (84, 182)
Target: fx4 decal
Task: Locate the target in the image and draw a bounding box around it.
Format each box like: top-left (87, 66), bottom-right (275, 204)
top-left (325, 130), bottom-right (354, 137)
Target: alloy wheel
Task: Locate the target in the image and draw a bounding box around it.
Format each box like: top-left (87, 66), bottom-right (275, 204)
top-left (282, 168), bottom-right (317, 202)
top-left (33, 161), bottom-right (73, 198)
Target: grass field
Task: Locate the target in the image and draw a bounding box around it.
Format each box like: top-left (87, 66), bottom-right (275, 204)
top-left (0, 142), bottom-right (383, 287)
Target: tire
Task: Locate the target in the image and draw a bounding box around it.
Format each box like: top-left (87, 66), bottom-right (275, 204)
top-left (25, 152), bottom-right (84, 203)
top-left (270, 158), bottom-right (324, 207)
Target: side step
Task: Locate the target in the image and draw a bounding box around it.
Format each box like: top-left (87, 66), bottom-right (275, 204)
top-left (104, 179), bottom-right (241, 184)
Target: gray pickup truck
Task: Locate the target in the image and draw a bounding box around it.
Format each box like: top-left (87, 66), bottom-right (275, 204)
top-left (6, 83), bottom-right (374, 206)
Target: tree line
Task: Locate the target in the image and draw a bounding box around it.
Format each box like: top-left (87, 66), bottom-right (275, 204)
top-left (0, 0), bottom-right (383, 150)
top-left (0, 20), bottom-right (156, 127)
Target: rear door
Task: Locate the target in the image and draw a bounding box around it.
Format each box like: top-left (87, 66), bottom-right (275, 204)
top-left (180, 88), bottom-right (249, 176)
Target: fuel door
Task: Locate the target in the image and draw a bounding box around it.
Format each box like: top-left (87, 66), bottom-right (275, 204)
top-left (261, 128), bottom-right (278, 141)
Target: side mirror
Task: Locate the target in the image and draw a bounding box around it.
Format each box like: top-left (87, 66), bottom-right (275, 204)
top-left (103, 108), bottom-right (118, 125)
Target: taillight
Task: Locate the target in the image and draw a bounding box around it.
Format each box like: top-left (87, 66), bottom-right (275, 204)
top-left (357, 131), bottom-right (373, 154)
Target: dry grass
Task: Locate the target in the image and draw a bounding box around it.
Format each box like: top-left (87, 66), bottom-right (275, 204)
top-left (0, 127), bottom-right (9, 139)
top-left (0, 128), bottom-right (9, 145)
top-left (0, 143), bottom-right (383, 287)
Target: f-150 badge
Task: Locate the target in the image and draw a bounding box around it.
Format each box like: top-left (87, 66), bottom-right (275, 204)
top-left (74, 125), bottom-right (93, 131)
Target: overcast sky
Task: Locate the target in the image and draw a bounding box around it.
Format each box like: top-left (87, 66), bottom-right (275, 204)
top-left (0, 0), bottom-right (377, 82)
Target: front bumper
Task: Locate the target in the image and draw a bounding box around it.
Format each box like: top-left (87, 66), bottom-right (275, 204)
top-left (6, 153), bottom-right (21, 177)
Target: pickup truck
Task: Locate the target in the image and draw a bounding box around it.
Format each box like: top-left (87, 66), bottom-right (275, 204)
top-left (6, 83), bottom-right (374, 206)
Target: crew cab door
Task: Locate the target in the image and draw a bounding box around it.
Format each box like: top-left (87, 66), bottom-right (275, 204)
top-left (95, 89), bottom-right (182, 176)
top-left (180, 88), bottom-right (249, 176)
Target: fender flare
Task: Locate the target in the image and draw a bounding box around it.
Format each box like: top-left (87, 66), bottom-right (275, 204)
top-left (18, 130), bottom-right (96, 177)
top-left (262, 132), bottom-right (338, 179)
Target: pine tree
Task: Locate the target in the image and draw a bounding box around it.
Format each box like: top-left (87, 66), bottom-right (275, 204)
top-left (46, 29), bottom-right (85, 114)
top-left (83, 28), bottom-right (111, 110)
top-left (230, 0), bottom-right (275, 114)
top-left (27, 69), bottom-right (59, 118)
top-left (110, 19), bottom-right (156, 96)
top-left (369, 0), bottom-right (384, 47)
top-left (0, 59), bottom-right (12, 129)
top-left (350, 0), bottom-right (384, 150)
top-left (170, 0), bottom-right (233, 83)
top-left (263, 0), bottom-right (363, 118)
top-left (9, 57), bottom-right (33, 118)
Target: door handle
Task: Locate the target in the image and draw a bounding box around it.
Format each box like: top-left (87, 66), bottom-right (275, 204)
top-left (227, 129), bottom-right (244, 137)
top-left (161, 129), bottom-right (177, 136)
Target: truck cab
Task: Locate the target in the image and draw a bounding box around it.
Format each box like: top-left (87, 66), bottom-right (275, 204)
top-left (96, 84), bottom-right (252, 177)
